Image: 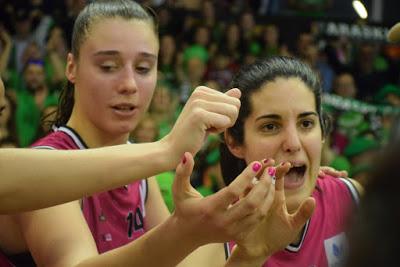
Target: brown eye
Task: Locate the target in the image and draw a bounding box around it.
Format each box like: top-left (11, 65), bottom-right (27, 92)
top-left (261, 122), bottom-right (280, 133)
top-left (136, 66), bottom-right (151, 74)
top-left (100, 65), bottom-right (117, 72)
top-left (300, 120), bottom-right (315, 129)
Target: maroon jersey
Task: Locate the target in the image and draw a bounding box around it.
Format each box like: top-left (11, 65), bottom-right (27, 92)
top-left (32, 126), bottom-right (148, 253)
top-left (0, 252), bottom-right (13, 267)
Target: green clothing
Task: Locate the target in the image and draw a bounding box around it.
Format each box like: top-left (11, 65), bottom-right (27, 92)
top-left (155, 171), bottom-right (175, 212)
top-left (16, 90), bottom-right (58, 147)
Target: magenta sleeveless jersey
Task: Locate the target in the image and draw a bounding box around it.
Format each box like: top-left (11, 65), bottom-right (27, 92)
top-left (32, 126), bottom-right (148, 253)
top-left (0, 252), bottom-right (14, 267)
top-left (226, 175), bottom-right (359, 267)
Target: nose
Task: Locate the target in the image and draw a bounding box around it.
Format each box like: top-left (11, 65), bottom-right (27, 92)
top-left (282, 125), bottom-right (301, 154)
top-left (117, 67), bottom-right (137, 95)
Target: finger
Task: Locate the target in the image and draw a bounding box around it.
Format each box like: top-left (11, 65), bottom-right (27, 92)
top-left (341, 170), bottom-right (348, 177)
top-left (190, 86), bottom-right (241, 108)
top-left (202, 110), bottom-right (237, 134)
top-left (258, 169), bottom-right (275, 215)
top-left (210, 161), bottom-right (263, 209)
top-left (274, 162), bottom-right (291, 191)
top-left (225, 88), bottom-right (241, 100)
top-left (318, 170), bottom-right (325, 177)
top-left (290, 197), bottom-right (316, 229)
top-left (172, 152), bottom-right (195, 201)
top-left (226, 169), bottom-right (272, 220)
top-left (191, 100), bottom-right (239, 127)
top-left (241, 158), bottom-right (273, 198)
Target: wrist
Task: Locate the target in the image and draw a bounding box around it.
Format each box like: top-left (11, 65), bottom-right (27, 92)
top-left (163, 213), bottom-right (201, 253)
top-left (158, 134), bottom-right (182, 170)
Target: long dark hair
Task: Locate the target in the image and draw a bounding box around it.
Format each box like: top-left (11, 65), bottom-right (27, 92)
top-left (220, 56), bottom-right (331, 185)
top-left (53, 0), bottom-right (158, 126)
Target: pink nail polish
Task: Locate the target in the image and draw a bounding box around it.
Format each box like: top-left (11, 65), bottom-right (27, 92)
top-left (267, 167), bottom-right (276, 177)
top-left (252, 162), bottom-right (261, 172)
top-left (263, 159), bottom-right (269, 164)
top-left (182, 154), bottom-right (187, 164)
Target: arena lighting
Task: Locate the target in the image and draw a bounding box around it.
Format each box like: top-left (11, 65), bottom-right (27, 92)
top-left (352, 0), bottom-right (368, 19)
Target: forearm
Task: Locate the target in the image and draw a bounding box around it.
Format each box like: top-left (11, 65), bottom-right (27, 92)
top-left (177, 243), bottom-right (226, 267)
top-left (76, 215), bottom-right (199, 267)
top-left (0, 140), bottom-right (179, 213)
top-left (225, 246), bottom-right (269, 267)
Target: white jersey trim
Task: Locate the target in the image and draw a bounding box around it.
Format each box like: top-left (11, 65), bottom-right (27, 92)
top-left (339, 178), bottom-right (360, 205)
top-left (31, 145), bottom-right (57, 150)
top-left (56, 126), bottom-right (86, 149)
top-left (285, 219), bottom-right (311, 252)
top-left (224, 219), bottom-right (311, 259)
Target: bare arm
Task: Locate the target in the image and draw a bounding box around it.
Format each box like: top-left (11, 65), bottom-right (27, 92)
top-left (16, 153), bottom-right (273, 267)
top-left (0, 87), bottom-right (241, 213)
top-left (0, 143), bottom-right (171, 213)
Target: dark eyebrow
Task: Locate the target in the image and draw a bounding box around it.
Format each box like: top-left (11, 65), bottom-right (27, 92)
top-left (298, 112), bottom-right (318, 118)
top-left (93, 50), bottom-right (120, 56)
top-left (93, 50), bottom-right (157, 60)
top-left (255, 111), bottom-right (318, 122)
top-left (255, 114), bottom-right (281, 121)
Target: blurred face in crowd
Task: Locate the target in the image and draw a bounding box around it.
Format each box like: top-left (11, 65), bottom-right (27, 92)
top-left (24, 63), bottom-right (46, 92)
top-left (0, 95), bottom-right (10, 126)
top-left (227, 24), bottom-right (240, 45)
top-left (334, 73), bottom-right (357, 98)
top-left (240, 12), bottom-right (255, 32)
top-left (0, 79), bottom-right (5, 118)
top-left (131, 115), bottom-right (158, 143)
top-left (187, 57), bottom-right (205, 82)
top-left (151, 86), bottom-right (173, 113)
top-left (195, 26), bottom-right (210, 47)
top-left (202, 1), bottom-right (215, 20)
top-left (297, 33), bottom-right (314, 57)
top-left (264, 25), bottom-right (279, 46)
top-left (160, 35), bottom-right (176, 59)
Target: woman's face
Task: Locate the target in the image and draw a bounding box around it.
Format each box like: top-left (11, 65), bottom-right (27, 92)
top-left (229, 77), bottom-right (322, 212)
top-left (151, 86), bottom-right (172, 113)
top-left (66, 18), bottom-right (159, 139)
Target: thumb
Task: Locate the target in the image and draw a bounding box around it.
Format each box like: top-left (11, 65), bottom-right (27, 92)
top-left (225, 88), bottom-right (241, 99)
top-left (291, 197), bottom-right (316, 229)
top-left (172, 152), bottom-right (195, 200)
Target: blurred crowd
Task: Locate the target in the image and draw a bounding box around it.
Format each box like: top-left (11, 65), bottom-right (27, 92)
top-left (1, 0), bottom-right (400, 210)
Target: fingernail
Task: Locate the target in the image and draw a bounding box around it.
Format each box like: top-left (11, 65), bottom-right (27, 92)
top-left (267, 167), bottom-right (276, 177)
top-left (182, 154), bottom-right (187, 164)
top-left (263, 159), bottom-right (269, 164)
top-left (252, 162), bottom-right (261, 172)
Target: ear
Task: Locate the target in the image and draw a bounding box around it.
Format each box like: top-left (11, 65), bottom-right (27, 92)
top-left (224, 131), bottom-right (245, 159)
top-left (65, 53), bottom-right (77, 84)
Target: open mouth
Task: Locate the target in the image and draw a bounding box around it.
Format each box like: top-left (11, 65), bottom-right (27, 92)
top-left (284, 164), bottom-right (307, 189)
top-left (111, 104), bottom-right (137, 116)
top-left (112, 105), bottom-right (135, 111)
